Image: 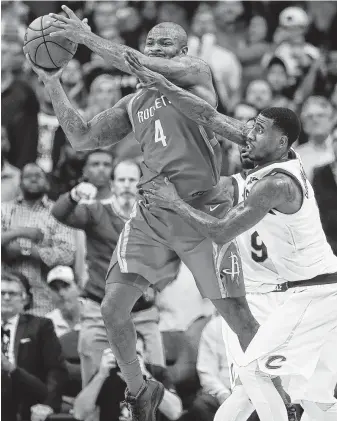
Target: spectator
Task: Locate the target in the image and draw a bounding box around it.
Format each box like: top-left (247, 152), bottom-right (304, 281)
top-left (83, 74), bottom-right (122, 120)
top-left (1, 271), bottom-right (68, 421)
top-left (1, 163), bottom-right (76, 315)
top-left (46, 266), bottom-right (81, 337)
top-left (52, 156), bottom-right (166, 386)
top-left (213, 1), bottom-right (248, 53)
top-left (312, 125), bottom-right (337, 255)
top-left (269, 6), bottom-right (320, 84)
top-left (1, 38), bottom-right (39, 169)
top-left (60, 58), bottom-right (87, 110)
top-left (34, 78), bottom-right (63, 173)
top-left (233, 103), bottom-right (258, 123)
top-left (296, 96), bottom-right (335, 181)
top-left (245, 79), bottom-right (273, 112)
top-left (157, 1), bottom-right (192, 31)
top-left (237, 15), bottom-right (271, 86)
top-left (74, 332), bottom-right (182, 421)
top-left (46, 265), bottom-right (82, 398)
top-left (49, 139), bottom-right (87, 201)
top-left (1, 125), bottom-right (21, 202)
top-left (179, 314), bottom-right (231, 421)
top-left (265, 57), bottom-right (293, 108)
top-left (188, 19), bottom-right (242, 113)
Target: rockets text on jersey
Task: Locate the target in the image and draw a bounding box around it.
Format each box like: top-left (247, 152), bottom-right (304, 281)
top-left (127, 88), bottom-right (222, 199)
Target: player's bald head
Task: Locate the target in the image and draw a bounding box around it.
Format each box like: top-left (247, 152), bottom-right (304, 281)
top-left (148, 22), bottom-right (188, 48)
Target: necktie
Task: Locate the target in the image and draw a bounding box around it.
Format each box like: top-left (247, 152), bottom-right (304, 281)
top-left (1, 326), bottom-right (10, 357)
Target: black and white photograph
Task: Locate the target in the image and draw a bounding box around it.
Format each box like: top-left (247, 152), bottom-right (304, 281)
top-left (1, 1), bottom-right (337, 421)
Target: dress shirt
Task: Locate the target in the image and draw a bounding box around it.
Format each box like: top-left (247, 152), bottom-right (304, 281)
top-left (2, 315), bottom-right (19, 365)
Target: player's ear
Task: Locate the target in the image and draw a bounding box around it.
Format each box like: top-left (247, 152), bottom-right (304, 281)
top-left (279, 135), bottom-right (288, 149)
top-left (180, 46), bottom-right (188, 56)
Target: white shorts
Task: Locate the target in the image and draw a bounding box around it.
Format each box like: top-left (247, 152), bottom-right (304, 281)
top-left (226, 284), bottom-right (337, 402)
top-left (223, 291), bottom-right (289, 387)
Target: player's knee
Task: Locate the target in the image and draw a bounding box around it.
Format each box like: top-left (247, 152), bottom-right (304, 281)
top-left (101, 285), bottom-right (128, 327)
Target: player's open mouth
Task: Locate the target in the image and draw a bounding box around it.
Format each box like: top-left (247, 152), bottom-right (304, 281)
top-left (148, 53), bottom-right (166, 57)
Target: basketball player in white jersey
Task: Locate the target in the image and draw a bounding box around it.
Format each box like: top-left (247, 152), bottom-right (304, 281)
top-left (216, 148), bottom-right (298, 421)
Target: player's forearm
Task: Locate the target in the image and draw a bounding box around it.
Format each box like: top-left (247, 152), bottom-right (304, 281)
top-left (80, 32), bottom-right (207, 87)
top-left (73, 372), bottom-right (107, 420)
top-left (44, 79), bottom-right (92, 150)
top-left (154, 77), bottom-right (247, 145)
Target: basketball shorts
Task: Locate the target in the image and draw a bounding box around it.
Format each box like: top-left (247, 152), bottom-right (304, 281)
top-left (225, 283), bottom-right (337, 402)
top-left (106, 183), bottom-right (245, 300)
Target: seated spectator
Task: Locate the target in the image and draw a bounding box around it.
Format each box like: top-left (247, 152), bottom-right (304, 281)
top-left (73, 332), bottom-right (182, 421)
top-left (296, 96), bottom-right (335, 181)
top-left (46, 266), bottom-right (82, 398)
top-left (1, 38), bottom-right (39, 169)
top-left (1, 163), bottom-right (76, 315)
top-left (179, 314), bottom-right (230, 421)
top-left (52, 156), bottom-right (166, 387)
top-left (1, 125), bottom-right (21, 202)
top-left (46, 266), bottom-right (81, 337)
top-left (312, 125), bottom-right (337, 255)
top-left (1, 271), bottom-right (68, 421)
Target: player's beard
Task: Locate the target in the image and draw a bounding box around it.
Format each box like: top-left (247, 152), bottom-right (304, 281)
top-left (118, 195), bottom-right (135, 217)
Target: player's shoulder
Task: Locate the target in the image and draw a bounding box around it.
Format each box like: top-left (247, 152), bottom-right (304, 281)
top-left (254, 172), bottom-right (299, 204)
top-left (116, 93), bottom-right (137, 110)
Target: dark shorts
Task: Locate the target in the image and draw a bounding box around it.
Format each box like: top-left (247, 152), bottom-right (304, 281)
top-left (106, 183), bottom-right (245, 299)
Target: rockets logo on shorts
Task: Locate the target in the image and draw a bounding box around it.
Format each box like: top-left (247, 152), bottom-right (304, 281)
top-left (222, 252), bottom-right (241, 284)
top-left (217, 242), bottom-right (245, 297)
top-left (265, 355), bottom-right (287, 369)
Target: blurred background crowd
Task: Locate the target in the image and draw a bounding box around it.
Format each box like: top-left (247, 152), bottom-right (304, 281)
top-left (1, 1), bottom-right (337, 421)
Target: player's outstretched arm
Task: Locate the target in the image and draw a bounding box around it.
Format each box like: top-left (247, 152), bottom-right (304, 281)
top-left (145, 175), bottom-right (296, 244)
top-left (48, 6), bottom-right (213, 93)
top-left (25, 55), bottom-right (132, 151)
top-left (124, 51), bottom-right (247, 146)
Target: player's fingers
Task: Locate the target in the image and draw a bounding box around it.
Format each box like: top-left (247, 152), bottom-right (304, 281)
top-left (47, 20), bottom-right (67, 29)
top-left (49, 29), bottom-right (68, 38)
top-left (61, 5), bottom-right (79, 20)
top-left (48, 13), bottom-right (70, 23)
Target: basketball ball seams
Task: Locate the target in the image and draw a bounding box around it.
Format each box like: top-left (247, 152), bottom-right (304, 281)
top-left (34, 42), bottom-right (58, 69)
top-left (24, 34), bottom-right (45, 46)
top-left (45, 41), bottom-right (75, 55)
top-left (40, 15), bottom-right (58, 68)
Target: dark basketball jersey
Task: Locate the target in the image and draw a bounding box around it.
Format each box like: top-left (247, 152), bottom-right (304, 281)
top-left (127, 88), bottom-right (222, 199)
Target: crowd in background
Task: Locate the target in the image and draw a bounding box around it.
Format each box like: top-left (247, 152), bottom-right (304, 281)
top-left (1, 1), bottom-right (337, 421)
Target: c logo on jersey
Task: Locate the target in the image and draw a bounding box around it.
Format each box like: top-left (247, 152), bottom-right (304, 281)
top-left (265, 355), bottom-right (286, 369)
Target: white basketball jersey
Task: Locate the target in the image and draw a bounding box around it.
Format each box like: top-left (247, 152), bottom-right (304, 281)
top-left (243, 152), bottom-right (337, 282)
top-left (231, 173), bottom-right (281, 293)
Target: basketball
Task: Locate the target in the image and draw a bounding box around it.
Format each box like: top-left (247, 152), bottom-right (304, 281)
top-left (24, 15), bottom-right (77, 70)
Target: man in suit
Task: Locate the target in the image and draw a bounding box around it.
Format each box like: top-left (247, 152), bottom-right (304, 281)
top-left (1, 271), bottom-right (68, 421)
top-left (312, 125), bottom-right (337, 255)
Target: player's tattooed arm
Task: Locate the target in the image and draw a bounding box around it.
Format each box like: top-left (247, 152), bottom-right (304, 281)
top-left (124, 51), bottom-right (246, 145)
top-left (45, 80), bottom-right (132, 150)
top-left (48, 6), bottom-right (212, 91)
top-left (146, 175), bottom-right (297, 244)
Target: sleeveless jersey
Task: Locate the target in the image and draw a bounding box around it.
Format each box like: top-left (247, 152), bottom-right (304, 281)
top-left (127, 88), bottom-right (221, 199)
top-left (243, 152), bottom-right (337, 283)
top-left (231, 173), bottom-right (280, 293)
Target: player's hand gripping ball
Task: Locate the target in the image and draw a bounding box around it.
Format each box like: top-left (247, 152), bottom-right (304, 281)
top-left (23, 15), bottom-right (78, 70)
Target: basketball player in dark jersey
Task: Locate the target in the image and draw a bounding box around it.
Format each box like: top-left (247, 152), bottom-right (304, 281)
top-left (26, 6), bottom-right (259, 420)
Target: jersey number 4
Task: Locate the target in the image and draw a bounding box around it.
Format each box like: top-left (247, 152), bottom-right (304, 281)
top-left (154, 119), bottom-right (167, 147)
top-left (251, 231), bottom-right (268, 262)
